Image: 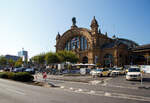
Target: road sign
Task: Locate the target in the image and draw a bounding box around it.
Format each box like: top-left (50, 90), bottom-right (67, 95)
top-left (43, 72), bottom-right (47, 79)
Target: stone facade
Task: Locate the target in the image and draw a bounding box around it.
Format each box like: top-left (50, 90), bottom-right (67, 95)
top-left (55, 17), bottom-right (139, 67)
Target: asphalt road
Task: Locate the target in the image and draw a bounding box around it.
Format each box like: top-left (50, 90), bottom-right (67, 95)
top-left (0, 78), bottom-right (150, 103)
top-left (46, 75), bottom-right (150, 102)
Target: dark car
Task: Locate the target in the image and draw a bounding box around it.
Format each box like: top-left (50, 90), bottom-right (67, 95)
top-left (13, 68), bottom-right (24, 72)
top-left (24, 68), bottom-right (35, 74)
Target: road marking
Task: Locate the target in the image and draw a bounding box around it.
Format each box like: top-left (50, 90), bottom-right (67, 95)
top-left (78, 89), bottom-right (83, 92)
top-left (60, 87), bottom-right (150, 102)
top-left (89, 80), bottom-right (102, 85)
top-left (89, 90), bottom-right (95, 94)
top-left (105, 84), bottom-right (138, 90)
top-left (69, 87), bottom-right (74, 90)
top-left (104, 92), bottom-right (112, 96)
top-left (60, 86), bottom-right (64, 89)
top-left (75, 88), bottom-right (83, 92)
top-left (6, 88), bottom-right (26, 95)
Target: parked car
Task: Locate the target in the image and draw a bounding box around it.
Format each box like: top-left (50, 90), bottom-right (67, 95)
top-left (80, 68), bottom-right (91, 75)
top-left (13, 67), bottom-right (25, 73)
top-left (62, 69), bottom-right (69, 74)
top-left (110, 68), bottom-right (120, 76)
top-left (90, 69), bottom-right (102, 77)
top-left (108, 67), bottom-right (116, 72)
top-left (90, 68), bottom-right (110, 77)
top-left (24, 68), bottom-right (35, 74)
top-left (110, 67), bottom-right (125, 76)
top-left (126, 68), bottom-right (142, 81)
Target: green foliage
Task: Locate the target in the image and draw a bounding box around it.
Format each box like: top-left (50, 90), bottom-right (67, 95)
top-left (15, 58), bottom-right (23, 67)
top-left (0, 72), bottom-right (34, 82)
top-left (13, 72), bottom-right (34, 82)
top-left (8, 59), bottom-right (15, 67)
top-left (0, 72), bottom-right (8, 78)
top-left (57, 50), bottom-right (78, 63)
top-left (31, 50), bottom-right (79, 65)
top-left (45, 52), bottom-right (61, 64)
top-left (31, 53), bottom-right (46, 65)
top-left (0, 56), bottom-right (7, 66)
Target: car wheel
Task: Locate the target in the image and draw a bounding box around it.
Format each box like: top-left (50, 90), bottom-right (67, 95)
top-left (100, 74), bottom-right (103, 77)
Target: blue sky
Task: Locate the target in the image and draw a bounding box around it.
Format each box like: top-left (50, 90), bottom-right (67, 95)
top-left (0, 0), bottom-right (150, 58)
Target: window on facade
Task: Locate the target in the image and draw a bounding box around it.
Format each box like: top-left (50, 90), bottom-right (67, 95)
top-left (80, 36), bottom-right (84, 50)
top-left (80, 36), bottom-right (88, 51)
top-left (65, 36), bottom-right (88, 51)
top-left (104, 54), bottom-right (113, 59)
top-left (104, 54), bottom-right (113, 66)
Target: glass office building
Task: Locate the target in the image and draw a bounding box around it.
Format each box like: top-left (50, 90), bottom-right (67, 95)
top-left (18, 49), bottom-right (28, 61)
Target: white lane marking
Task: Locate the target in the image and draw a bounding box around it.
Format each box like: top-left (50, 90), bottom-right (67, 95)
top-left (60, 86), bottom-right (64, 89)
top-left (78, 89), bottom-right (83, 92)
top-left (69, 87), bottom-right (74, 90)
top-left (89, 90), bottom-right (95, 94)
top-left (89, 80), bottom-right (102, 85)
top-left (60, 87), bottom-right (150, 102)
top-left (104, 92), bottom-right (111, 96)
top-left (75, 88), bottom-right (83, 92)
top-left (106, 84), bottom-right (138, 89)
top-left (6, 88), bottom-right (26, 95)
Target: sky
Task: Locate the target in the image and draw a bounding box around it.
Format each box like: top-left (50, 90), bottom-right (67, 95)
top-left (0, 0), bottom-right (150, 58)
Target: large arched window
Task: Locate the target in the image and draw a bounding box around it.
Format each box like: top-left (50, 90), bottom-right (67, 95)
top-left (80, 36), bottom-right (87, 50)
top-left (65, 36), bottom-right (88, 51)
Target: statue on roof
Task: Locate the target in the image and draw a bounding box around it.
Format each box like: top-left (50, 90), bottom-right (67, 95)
top-left (72, 17), bottom-right (76, 26)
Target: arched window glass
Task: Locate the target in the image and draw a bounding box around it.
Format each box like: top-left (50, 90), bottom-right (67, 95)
top-left (80, 36), bottom-right (84, 50)
top-left (65, 36), bottom-right (88, 51)
top-left (65, 42), bottom-right (68, 50)
top-left (80, 36), bottom-right (88, 51)
top-left (68, 41), bottom-right (71, 50)
top-left (84, 38), bottom-right (87, 49)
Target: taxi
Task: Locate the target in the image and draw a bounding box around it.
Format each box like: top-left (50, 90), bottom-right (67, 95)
top-left (90, 68), bottom-right (111, 77)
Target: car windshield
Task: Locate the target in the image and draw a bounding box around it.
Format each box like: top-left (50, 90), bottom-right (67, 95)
top-left (128, 68), bottom-right (140, 72)
top-left (95, 69), bottom-right (102, 71)
top-left (116, 68), bottom-right (122, 71)
top-left (109, 68), bottom-right (115, 70)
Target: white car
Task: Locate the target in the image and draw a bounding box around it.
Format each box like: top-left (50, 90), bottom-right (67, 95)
top-left (90, 69), bottom-right (102, 77)
top-left (110, 67), bottom-right (125, 76)
top-left (126, 68), bottom-right (142, 80)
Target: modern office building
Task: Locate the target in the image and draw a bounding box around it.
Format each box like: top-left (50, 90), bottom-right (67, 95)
top-left (5, 55), bottom-right (20, 61)
top-left (18, 48), bottom-right (28, 61)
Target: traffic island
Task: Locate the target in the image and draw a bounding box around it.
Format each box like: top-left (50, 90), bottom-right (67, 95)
top-left (27, 81), bottom-right (59, 88)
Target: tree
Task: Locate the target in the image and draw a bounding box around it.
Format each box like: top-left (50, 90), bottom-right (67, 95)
top-left (0, 56), bottom-right (7, 67)
top-left (8, 59), bottom-right (15, 67)
top-left (45, 52), bottom-right (61, 64)
top-left (57, 50), bottom-right (78, 63)
top-left (15, 58), bottom-right (23, 68)
top-left (31, 53), bottom-right (46, 68)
